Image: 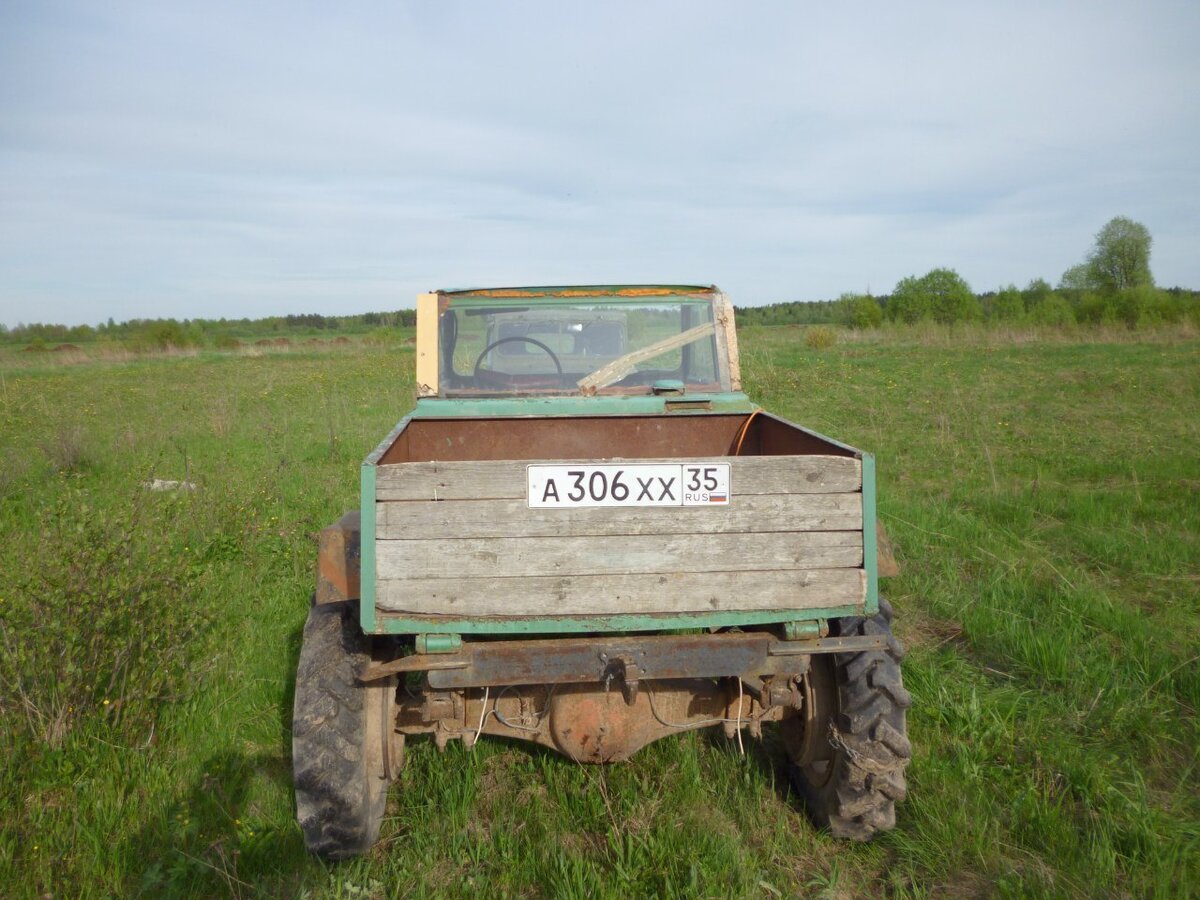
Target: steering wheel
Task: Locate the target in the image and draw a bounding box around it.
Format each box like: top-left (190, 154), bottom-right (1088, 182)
top-left (473, 336), bottom-right (563, 385)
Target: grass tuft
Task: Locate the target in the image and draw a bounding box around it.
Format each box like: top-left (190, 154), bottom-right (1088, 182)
top-left (39, 423), bottom-right (91, 473)
top-left (804, 325), bottom-right (838, 349)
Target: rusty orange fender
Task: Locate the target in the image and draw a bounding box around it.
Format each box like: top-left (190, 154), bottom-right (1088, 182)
top-left (316, 510), bottom-right (361, 604)
top-left (876, 520), bottom-right (900, 578)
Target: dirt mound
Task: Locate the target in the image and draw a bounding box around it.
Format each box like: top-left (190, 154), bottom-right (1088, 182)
top-left (51, 343), bottom-right (81, 353)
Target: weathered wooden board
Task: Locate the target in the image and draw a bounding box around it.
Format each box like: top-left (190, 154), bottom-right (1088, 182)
top-left (375, 455), bottom-right (861, 501)
top-left (376, 492), bottom-right (863, 539)
top-left (577, 322), bottom-right (715, 391)
top-left (377, 530), bottom-right (862, 580)
top-left (377, 568), bottom-right (865, 616)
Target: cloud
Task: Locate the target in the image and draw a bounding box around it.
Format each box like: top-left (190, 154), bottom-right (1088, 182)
top-left (1, 1), bottom-right (1198, 325)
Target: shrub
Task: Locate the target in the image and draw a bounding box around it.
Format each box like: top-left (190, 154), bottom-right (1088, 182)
top-left (988, 286), bottom-right (1025, 322)
top-left (362, 327), bottom-right (408, 346)
top-left (1076, 292), bottom-right (1119, 325)
top-left (805, 325), bottom-right (837, 349)
top-left (0, 489), bottom-right (211, 748)
top-left (1028, 295), bottom-right (1076, 326)
top-left (127, 320), bottom-right (199, 352)
top-left (1115, 286), bottom-right (1180, 328)
top-left (835, 293), bottom-right (883, 329)
top-left (1022, 277), bottom-right (1056, 309)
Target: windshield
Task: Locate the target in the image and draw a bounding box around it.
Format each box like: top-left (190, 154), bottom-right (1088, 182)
top-left (439, 297), bottom-right (721, 396)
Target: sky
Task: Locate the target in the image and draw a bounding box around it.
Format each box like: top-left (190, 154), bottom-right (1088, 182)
top-left (1, 1), bottom-right (1198, 327)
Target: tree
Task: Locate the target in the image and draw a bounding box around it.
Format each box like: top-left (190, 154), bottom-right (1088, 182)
top-left (988, 285), bottom-right (1025, 322)
top-left (1057, 264), bottom-right (1091, 292)
top-left (1062, 216), bottom-right (1154, 294)
top-left (1088, 216), bottom-right (1153, 292)
top-left (886, 275), bottom-right (932, 324)
top-left (886, 268), bottom-right (980, 324)
top-left (923, 268), bottom-right (981, 323)
top-left (1028, 295), bottom-right (1076, 326)
top-left (835, 292), bottom-right (883, 329)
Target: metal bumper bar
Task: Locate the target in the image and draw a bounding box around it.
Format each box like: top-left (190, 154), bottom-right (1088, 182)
top-left (361, 631), bottom-right (884, 688)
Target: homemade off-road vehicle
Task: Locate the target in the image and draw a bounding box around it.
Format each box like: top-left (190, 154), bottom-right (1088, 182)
top-left (293, 285), bottom-right (910, 858)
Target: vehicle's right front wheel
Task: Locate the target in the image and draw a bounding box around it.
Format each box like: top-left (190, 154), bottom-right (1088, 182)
top-left (783, 598), bottom-right (912, 840)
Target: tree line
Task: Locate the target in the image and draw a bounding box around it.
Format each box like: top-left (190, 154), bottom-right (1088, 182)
top-left (741, 217), bottom-right (1199, 330)
top-left (3, 217), bottom-right (1196, 347)
top-left (1, 309), bottom-right (418, 349)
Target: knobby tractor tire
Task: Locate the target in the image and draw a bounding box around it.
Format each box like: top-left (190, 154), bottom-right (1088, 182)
top-left (784, 597), bottom-right (912, 841)
top-left (292, 601), bottom-right (399, 860)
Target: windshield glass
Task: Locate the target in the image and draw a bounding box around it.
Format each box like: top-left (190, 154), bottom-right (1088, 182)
top-left (439, 296), bottom-right (720, 396)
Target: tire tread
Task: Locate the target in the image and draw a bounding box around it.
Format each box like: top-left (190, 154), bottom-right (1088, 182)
top-left (789, 599), bottom-right (912, 841)
top-left (292, 602), bottom-right (389, 860)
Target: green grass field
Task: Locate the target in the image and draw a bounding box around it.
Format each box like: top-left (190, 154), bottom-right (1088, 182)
top-left (1, 327), bottom-right (1197, 897)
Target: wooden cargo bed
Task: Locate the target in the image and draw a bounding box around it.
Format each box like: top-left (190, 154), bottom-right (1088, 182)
top-left (365, 413), bottom-right (872, 628)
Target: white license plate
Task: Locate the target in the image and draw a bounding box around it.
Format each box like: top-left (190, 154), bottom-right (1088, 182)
top-left (528, 463), bottom-right (730, 508)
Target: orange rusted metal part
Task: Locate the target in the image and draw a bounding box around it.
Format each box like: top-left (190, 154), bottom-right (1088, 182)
top-left (548, 685), bottom-right (644, 762)
top-left (441, 285), bottom-right (715, 300)
top-left (876, 521), bottom-right (901, 577)
top-left (315, 510), bottom-right (361, 604)
top-left (394, 679), bottom-right (784, 762)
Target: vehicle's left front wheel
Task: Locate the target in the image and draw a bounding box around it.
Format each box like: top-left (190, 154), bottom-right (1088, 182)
top-left (292, 601), bottom-right (400, 859)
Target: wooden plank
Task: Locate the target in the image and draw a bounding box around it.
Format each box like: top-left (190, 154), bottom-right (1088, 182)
top-left (375, 455), bottom-right (861, 501)
top-left (376, 568), bottom-right (865, 616)
top-left (576, 322), bottom-right (716, 391)
top-left (415, 292), bottom-right (439, 397)
top-left (377, 492), bottom-right (863, 539)
top-left (376, 530), bottom-right (862, 580)
top-left (715, 290), bottom-right (740, 391)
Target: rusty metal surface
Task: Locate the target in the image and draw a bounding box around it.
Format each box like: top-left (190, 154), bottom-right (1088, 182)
top-left (768, 635), bottom-right (885, 655)
top-left (361, 656), bottom-right (467, 682)
top-left (379, 415), bottom-right (748, 465)
top-left (315, 510), bottom-right (360, 604)
top-left (367, 633), bottom-right (884, 685)
top-left (876, 521), bottom-right (901, 577)
top-left (422, 632), bottom-right (809, 690)
top-left (788, 654), bottom-right (836, 769)
top-left (443, 285), bottom-right (716, 300)
top-left (395, 678), bottom-right (786, 762)
top-left (739, 412), bottom-right (858, 459)
top-left (375, 410), bottom-right (861, 465)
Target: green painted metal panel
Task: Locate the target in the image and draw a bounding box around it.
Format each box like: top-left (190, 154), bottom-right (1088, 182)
top-left (360, 415), bottom-right (413, 633)
top-left (359, 462), bottom-right (377, 633)
top-left (415, 633), bottom-right (463, 654)
top-left (411, 393), bottom-right (756, 419)
top-left (783, 620), bottom-right (824, 641)
top-left (375, 605), bottom-right (867, 636)
top-left (862, 452), bottom-right (879, 617)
